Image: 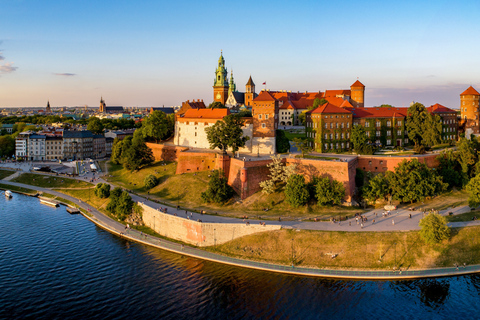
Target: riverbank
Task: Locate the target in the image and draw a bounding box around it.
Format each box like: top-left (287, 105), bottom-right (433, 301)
top-left (2, 179), bottom-right (480, 280)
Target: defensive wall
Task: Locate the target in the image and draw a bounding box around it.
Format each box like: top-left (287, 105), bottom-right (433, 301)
top-left (146, 143), bottom-right (441, 203)
top-left (139, 202), bottom-right (280, 247)
top-left (357, 154), bottom-right (440, 173)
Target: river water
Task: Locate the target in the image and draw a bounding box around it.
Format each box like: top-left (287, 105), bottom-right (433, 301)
top-left (1, 193), bottom-right (480, 320)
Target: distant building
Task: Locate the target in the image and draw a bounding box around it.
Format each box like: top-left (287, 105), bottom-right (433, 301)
top-left (1, 124), bottom-right (14, 134)
top-left (45, 136), bottom-right (63, 160)
top-left (93, 134), bottom-right (106, 159)
top-left (63, 130), bottom-right (94, 160)
top-left (99, 97), bottom-right (124, 114)
top-left (150, 107), bottom-right (175, 115)
top-left (15, 132), bottom-right (31, 159)
top-left (46, 100), bottom-right (51, 113)
top-left (27, 134), bottom-right (46, 161)
top-left (460, 86), bottom-right (480, 135)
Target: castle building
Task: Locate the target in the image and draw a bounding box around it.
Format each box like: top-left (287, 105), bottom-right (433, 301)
top-left (460, 86), bottom-right (480, 135)
top-left (251, 90), bottom-right (279, 154)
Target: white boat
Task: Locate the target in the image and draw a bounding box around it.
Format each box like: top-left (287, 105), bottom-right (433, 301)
top-left (5, 190), bottom-right (12, 198)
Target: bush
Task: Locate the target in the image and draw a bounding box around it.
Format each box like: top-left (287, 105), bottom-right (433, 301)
top-left (144, 174), bottom-right (158, 190)
top-left (414, 144), bottom-right (426, 154)
top-left (315, 177), bottom-right (345, 206)
top-left (201, 170), bottom-right (234, 204)
top-left (94, 183), bottom-right (111, 198)
top-left (419, 213), bottom-right (450, 245)
top-left (284, 174), bottom-right (310, 207)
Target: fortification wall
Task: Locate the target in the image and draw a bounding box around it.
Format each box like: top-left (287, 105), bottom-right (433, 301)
top-left (145, 143), bottom-right (187, 162)
top-left (140, 203), bottom-right (280, 247)
top-left (357, 154), bottom-right (440, 173)
top-left (175, 152), bottom-right (217, 174)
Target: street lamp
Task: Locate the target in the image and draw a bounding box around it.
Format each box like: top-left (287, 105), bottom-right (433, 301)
top-left (394, 242), bottom-right (397, 271)
top-left (214, 228), bottom-right (216, 248)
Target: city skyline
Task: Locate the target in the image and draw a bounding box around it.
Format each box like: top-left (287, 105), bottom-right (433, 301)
top-left (2, 0), bottom-right (480, 108)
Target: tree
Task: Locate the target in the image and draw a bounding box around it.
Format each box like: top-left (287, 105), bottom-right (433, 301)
top-left (141, 110), bottom-right (173, 143)
top-left (284, 174), bottom-right (310, 207)
top-left (292, 138), bottom-right (312, 157)
top-left (121, 133), bottom-right (154, 171)
top-left (308, 98), bottom-right (328, 110)
top-left (276, 130), bottom-right (290, 153)
top-left (419, 213), bottom-right (450, 245)
top-left (422, 113), bottom-right (442, 147)
top-left (107, 187), bottom-right (134, 221)
top-left (208, 101), bottom-right (227, 109)
top-left (0, 135), bottom-right (15, 158)
top-left (110, 138), bottom-right (125, 164)
top-left (389, 159), bottom-right (447, 203)
top-left (315, 177), bottom-right (345, 206)
top-left (259, 155), bottom-right (296, 194)
top-left (466, 173), bottom-right (480, 207)
top-left (361, 172), bottom-right (391, 203)
top-left (144, 174), bottom-right (158, 190)
top-left (205, 114), bottom-right (249, 153)
top-left (94, 183), bottom-right (111, 198)
top-left (298, 111), bottom-right (307, 125)
top-left (457, 137), bottom-right (480, 181)
top-left (87, 117), bottom-right (105, 134)
top-left (201, 170), bottom-right (234, 203)
top-left (378, 104), bottom-right (394, 108)
top-left (351, 125), bottom-right (368, 154)
top-left (437, 150), bottom-right (463, 188)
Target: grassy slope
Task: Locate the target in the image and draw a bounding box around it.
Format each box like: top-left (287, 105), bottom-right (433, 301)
top-left (207, 226), bottom-right (480, 270)
top-left (0, 169), bottom-right (15, 180)
top-left (12, 173), bottom-right (93, 189)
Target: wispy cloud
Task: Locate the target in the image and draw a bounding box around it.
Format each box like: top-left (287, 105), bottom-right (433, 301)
top-left (53, 72), bottom-right (76, 77)
top-left (0, 53), bottom-right (4, 61)
top-left (0, 62), bottom-right (17, 74)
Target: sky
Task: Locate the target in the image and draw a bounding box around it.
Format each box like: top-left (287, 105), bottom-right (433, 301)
top-left (1, 0), bottom-right (480, 109)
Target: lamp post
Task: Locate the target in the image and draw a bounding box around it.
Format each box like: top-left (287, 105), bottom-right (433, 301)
top-left (214, 228), bottom-right (216, 248)
top-left (394, 242), bottom-right (397, 270)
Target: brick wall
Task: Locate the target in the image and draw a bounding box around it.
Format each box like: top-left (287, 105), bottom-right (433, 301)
top-left (146, 143), bottom-right (187, 162)
top-left (357, 154), bottom-right (440, 173)
top-left (175, 152), bottom-right (217, 174)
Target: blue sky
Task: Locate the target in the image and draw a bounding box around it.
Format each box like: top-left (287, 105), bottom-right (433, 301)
top-left (1, 0), bottom-right (480, 108)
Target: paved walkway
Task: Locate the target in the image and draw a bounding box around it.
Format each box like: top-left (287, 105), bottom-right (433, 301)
top-left (2, 162), bottom-right (480, 232)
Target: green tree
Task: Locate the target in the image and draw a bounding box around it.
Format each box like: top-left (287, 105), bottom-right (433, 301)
top-left (107, 187), bottom-right (133, 221)
top-left (87, 117), bottom-right (105, 134)
top-left (292, 138), bottom-right (312, 157)
top-left (422, 113), bottom-right (443, 147)
top-left (437, 150), bottom-right (463, 188)
top-left (457, 137), bottom-right (480, 181)
top-left (378, 104), bottom-right (394, 108)
top-left (110, 138), bottom-right (125, 164)
top-left (144, 174), bottom-right (158, 190)
top-left (419, 213), bottom-right (450, 245)
top-left (308, 98), bottom-right (328, 110)
top-left (362, 172), bottom-right (391, 203)
top-left (208, 101), bottom-right (227, 109)
top-left (121, 133), bottom-right (154, 171)
top-left (406, 102), bottom-right (430, 146)
top-left (0, 135), bottom-right (15, 157)
top-left (201, 170), bottom-right (234, 203)
top-left (205, 114), bottom-right (249, 153)
top-left (284, 174), bottom-right (310, 207)
top-left (351, 125), bottom-right (368, 153)
top-left (390, 159), bottom-right (447, 203)
top-left (94, 183), bottom-right (111, 198)
top-left (276, 130), bottom-right (290, 153)
top-left (298, 111), bottom-right (307, 125)
top-left (315, 177), bottom-right (345, 206)
top-left (141, 110), bottom-right (173, 143)
top-left (466, 173), bottom-right (480, 207)
top-left (259, 155), bottom-right (296, 194)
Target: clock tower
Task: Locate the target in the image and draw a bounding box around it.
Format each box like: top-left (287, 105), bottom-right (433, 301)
top-left (213, 51), bottom-right (229, 105)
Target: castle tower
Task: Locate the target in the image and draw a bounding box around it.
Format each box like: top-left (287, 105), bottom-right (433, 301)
top-left (213, 52), bottom-right (229, 105)
top-left (460, 86), bottom-right (480, 134)
top-left (350, 80), bottom-right (365, 108)
top-left (99, 97), bottom-right (106, 113)
top-left (46, 100), bottom-right (51, 113)
top-left (245, 76), bottom-right (256, 106)
top-left (228, 70), bottom-right (236, 95)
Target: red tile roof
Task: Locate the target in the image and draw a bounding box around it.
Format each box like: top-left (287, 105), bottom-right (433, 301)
top-left (308, 102), bottom-right (352, 114)
top-left (461, 86), bottom-right (480, 96)
top-left (253, 90), bottom-right (277, 101)
top-left (182, 108), bottom-right (230, 119)
top-left (325, 90), bottom-right (351, 97)
top-left (351, 80), bottom-right (365, 88)
top-left (427, 103), bottom-right (457, 114)
top-left (279, 101), bottom-right (295, 110)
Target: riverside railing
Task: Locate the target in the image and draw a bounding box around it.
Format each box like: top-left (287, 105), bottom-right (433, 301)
top-left (121, 227), bottom-right (480, 280)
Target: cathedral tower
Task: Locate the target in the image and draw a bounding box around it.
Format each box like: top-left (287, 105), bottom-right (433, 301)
top-left (46, 100), bottom-right (51, 113)
top-left (213, 52), bottom-right (229, 105)
top-left (228, 70), bottom-right (236, 95)
top-left (245, 76), bottom-right (256, 107)
top-left (100, 97), bottom-right (106, 113)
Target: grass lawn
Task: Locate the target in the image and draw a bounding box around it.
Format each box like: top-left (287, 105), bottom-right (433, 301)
top-left (206, 226), bottom-right (480, 270)
top-left (12, 173), bottom-right (93, 189)
top-left (97, 160), bottom-right (108, 173)
top-left (282, 130), bottom-right (305, 140)
top-left (56, 188), bottom-right (110, 210)
top-left (409, 189), bottom-right (469, 212)
top-left (447, 210), bottom-right (480, 222)
top-left (0, 169), bottom-right (14, 180)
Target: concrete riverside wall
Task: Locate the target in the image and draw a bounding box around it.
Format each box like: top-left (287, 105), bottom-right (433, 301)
top-left (140, 203), bottom-right (280, 247)
top-left (357, 154), bottom-right (440, 173)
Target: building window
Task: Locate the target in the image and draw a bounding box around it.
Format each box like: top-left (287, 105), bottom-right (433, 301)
top-left (341, 123), bottom-right (344, 128)
top-left (347, 123), bottom-right (350, 128)
top-left (265, 114), bottom-right (269, 119)
top-left (347, 132), bottom-right (350, 139)
top-left (387, 130), bottom-right (391, 136)
top-left (387, 139), bottom-right (391, 145)
top-left (376, 131), bottom-right (380, 137)
top-left (397, 120), bottom-right (402, 126)
top-left (376, 121), bottom-right (381, 127)
top-left (258, 114), bottom-right (262, 119)
top-left (262, 123), bottom-right (266, 128)
top-left (365, 122), bottom-right (370, 127)
top-left (336, 143), bottom-right (339, 149)
top-left (324, 143), bottom-right (328, 150)
top-left (387, 121), bottom-right (391, 127)
top-left (330, 123), bottom-right (334, 129)
top-left (324, 134), bottom-right (328, 139)
top-left (397, 130), bottom-right (401, 135)
top-left (405, 138), bottom-right (409, 143)
top-left (336, 133), bottom-right (339, 139)
top-left (366, 131), bottom-right (370, 137)
top-left (330, 143), bottom-right (333, 149)
top-left (330, 133), bottom-right (333, 139)
top-left (341, 133), bottom-right (344, 139)
top-left (341, 142), bottom-right (344, 149)
top-left (346, 142), bottom-right (350, 148)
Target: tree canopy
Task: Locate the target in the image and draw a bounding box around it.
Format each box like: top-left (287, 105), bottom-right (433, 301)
top-left (205, 114), bottom-right (249, 153)
top-left (208, 101), bottom-right (227, 109)
top-left (107, 187), bottom-right (134, 221)
top-left (406, 102), bottom-right (442, 147)
top-left (201, 170), bottom-right (234, 203)
top-left (419, 213), bottom-right (450, 245)
top-left (350, 125), bottom-right (375, 154)
top-left (140, 111), bottom-right (174, 143)
top-left (144, 174), bottom-right (159, 190)
top-left (285, 174), bottom-right (310, 208)
top-left (110, 133), bottom-right (154, 171)
top-left (87, 117), bottom-right (105, 134)
top-left (466, 173), bottom-right (480, 207)
top-left (94, 183), bottom-right (111, 198)
top-left (292, 138), bottom-right (312, 157)
top-left (316, 177), bottom-right (345, 206)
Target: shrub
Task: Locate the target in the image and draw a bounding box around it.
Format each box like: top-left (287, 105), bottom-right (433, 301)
top-left (275, 130), bottom-right (290, 153)
top-left (419, 213), bottom-right (450, 245)
top-left (144, 174), bottom-right (158, 190)
top-left (201, 170), bottom-right (234, 204)
top-left (94, 183), bottom-right (111, 198)
top-left (107, 187), bottom-right (133, 221)
top-left (316, 177), bottom-right (345, 206)
top-left (284, 174), bottom-right (310, 208)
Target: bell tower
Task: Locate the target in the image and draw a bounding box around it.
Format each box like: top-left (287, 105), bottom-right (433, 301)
top-left (245, 76), bottom-right (256, 106)
top-left (213, 51), bottom-right (229, 105)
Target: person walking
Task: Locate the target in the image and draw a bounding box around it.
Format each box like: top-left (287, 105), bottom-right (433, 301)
top-left (392, 219), bottom-right (395, 226)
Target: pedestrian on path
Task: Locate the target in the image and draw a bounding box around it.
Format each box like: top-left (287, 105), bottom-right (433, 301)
top-left (392, 219), bottom-right (395, 226)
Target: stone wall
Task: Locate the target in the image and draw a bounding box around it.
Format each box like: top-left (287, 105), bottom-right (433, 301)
top-left (140, 203), bottom-right (280, 247)
top-left (175, 152), bottom-right (217, 174)
top-left (357, 154), bottom-right (440, 173)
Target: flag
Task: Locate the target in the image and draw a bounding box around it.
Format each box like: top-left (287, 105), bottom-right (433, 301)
top-left (262, 82), bottom-right (266, 85)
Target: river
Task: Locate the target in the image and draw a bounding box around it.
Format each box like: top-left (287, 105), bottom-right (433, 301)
top-left (1, 193), bottom-right (479, 319)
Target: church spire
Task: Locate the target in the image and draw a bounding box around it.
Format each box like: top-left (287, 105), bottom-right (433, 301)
top-left (229, 70), bottom-right (236, 94)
